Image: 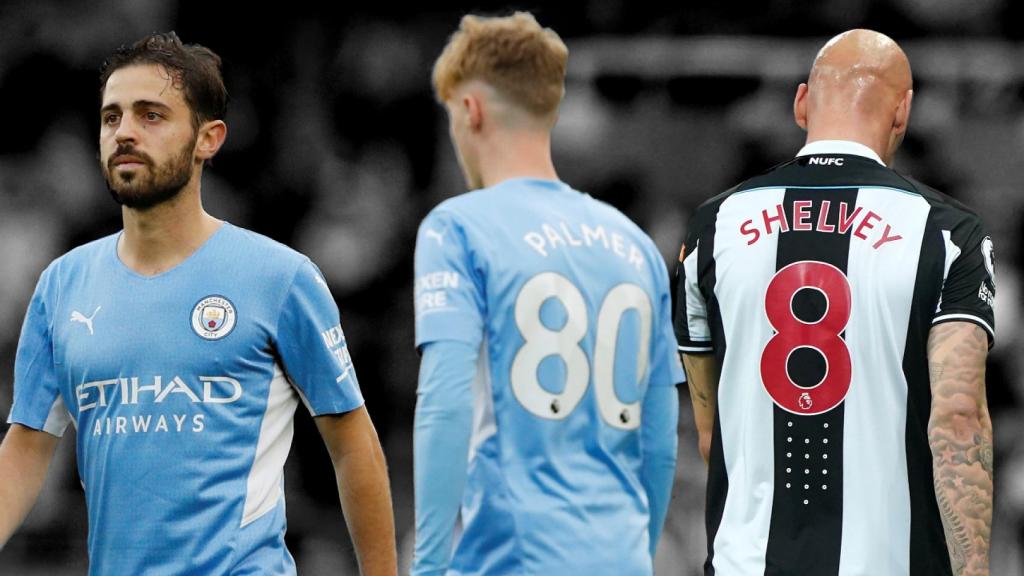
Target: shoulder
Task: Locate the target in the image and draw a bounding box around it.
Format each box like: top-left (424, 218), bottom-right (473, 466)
top-left (897, 175), bottom-right (985, 229)
top-left (569, 189), bottom-right (671, 276)
top-left (220, 227), bottom-right (333, 322)
top-left (416, 187), bottom-right (519, 252)
top-left (683, 181), bottom-right (749, 238)
top-left (205, 225), bottom-right (325, 310)
top-left (421, 187), bottom-right (507, 224)
top-left (582, 191), bottom-right (653, 243)
top-left (423, 180), bottom-right (578, 223)
top-left (44, 232), bottom-right (120, 279)
top-left (21, 233), bottom-right (118, 310)
top-left (220, 224), bottom-right (311, 274)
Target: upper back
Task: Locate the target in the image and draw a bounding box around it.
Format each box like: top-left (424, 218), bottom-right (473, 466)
top-left (414, 178), bottom-right (678, 432)
top-left (673, 150), bottom-right (995, 575)
top-left (435, 178), bottom-right (663, 297)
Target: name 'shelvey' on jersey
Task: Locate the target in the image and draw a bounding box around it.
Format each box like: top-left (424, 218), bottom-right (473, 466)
top-left (523, 220), bottom-right (646, 270)
top-left (740, 200), bottom-right (903, 249)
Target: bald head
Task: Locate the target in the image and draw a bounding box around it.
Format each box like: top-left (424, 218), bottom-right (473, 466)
top-left (811, 30), bottom-right (911, 103)
top-left (795, 29), bottom-right (914, 165)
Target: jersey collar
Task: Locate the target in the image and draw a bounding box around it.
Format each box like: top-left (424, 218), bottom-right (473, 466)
top-left (796, 140), bottom-right (886, 166)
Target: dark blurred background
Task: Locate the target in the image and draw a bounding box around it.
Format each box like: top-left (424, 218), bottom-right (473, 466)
top-left (0, 0), bottom-right (1021, 574)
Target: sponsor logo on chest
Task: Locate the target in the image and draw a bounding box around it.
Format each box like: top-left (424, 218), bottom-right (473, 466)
top-left (78, 374), bottom-right (244, 438)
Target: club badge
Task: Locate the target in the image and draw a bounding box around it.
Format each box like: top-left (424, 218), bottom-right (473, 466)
top-left (191, 295), bottom-right (237, 340)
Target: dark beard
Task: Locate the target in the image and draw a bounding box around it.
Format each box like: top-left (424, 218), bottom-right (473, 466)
top-left (103, 136), bottom-right (196, 210)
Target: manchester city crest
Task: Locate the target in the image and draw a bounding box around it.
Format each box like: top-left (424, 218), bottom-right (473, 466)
top-left (191, 295), bottom-right (237, 340)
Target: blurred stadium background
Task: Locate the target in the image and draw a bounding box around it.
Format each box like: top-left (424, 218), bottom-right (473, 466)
top-left (0, 0), bottom-right (1020, 574)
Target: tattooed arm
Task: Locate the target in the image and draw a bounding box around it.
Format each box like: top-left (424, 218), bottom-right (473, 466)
top-left (927, 322), bottom-right (993, 576)
top-left (682, 353), bottom-right (720, 465)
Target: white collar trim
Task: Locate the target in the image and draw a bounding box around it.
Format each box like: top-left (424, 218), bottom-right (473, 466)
top-left (797, 140), bottom-right (885, 166)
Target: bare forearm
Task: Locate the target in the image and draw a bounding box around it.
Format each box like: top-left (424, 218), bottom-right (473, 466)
top-left (928, 323), bottom-right (992, 575)
top-left (0, 425), bottom-right (59, 547)
top-left (326, 415), bottom-right (397, 576)
top-left (682, 352), bottom-right (719, 464)
top-left (0, 459), bottom-right (43, 547)
top-left (335, 449), bottom-right (396, 575)
top-left (929, 423), bottom-right (992, 575)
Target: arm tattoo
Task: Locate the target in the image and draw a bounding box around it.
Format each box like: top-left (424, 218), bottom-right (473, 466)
top-left (927, 323), bottom-right (992, 576)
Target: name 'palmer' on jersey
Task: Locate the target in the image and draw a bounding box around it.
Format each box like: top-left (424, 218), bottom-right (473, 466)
top-left (522, 220), bottom-right (647, 270)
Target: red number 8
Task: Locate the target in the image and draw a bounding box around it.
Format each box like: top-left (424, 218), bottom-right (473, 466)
top-left (760, 261), bottom-right (852, 415)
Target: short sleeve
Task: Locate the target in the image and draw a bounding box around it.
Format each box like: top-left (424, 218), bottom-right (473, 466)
top-left (932, 217), bottom-right (995, 346)
top-left (275, 259), bottom-right (364, 416)
top-left (649, 255), bottom-right (686, 387)
top-left (673, 220), bottom-right (713, 353)
top-left (413, 209), bottom-right (486, 351)
top-left (9, 262), bottom-right (70, 437)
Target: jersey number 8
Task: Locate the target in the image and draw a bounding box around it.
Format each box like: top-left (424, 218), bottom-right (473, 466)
top-left (760, 261), bottom-right (852, 416)
top-left (511, 272), bottom-right (652, 431)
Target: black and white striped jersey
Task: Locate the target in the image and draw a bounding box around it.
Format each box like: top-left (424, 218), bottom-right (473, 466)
top-left (674, 140), bottom-right (996, 576)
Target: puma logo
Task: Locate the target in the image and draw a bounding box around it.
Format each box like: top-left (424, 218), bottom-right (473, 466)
top-left (335, 365), bottom-right (352, 384)
top-left (424, 228), bottom-right (445, 246)
top-left (70, 306), bottom-right (102, 336)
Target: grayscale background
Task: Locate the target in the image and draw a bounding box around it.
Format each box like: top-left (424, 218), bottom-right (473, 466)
top-left (0, 0), bottom-right (1020, 574)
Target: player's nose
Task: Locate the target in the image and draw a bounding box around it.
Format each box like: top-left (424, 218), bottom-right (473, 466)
top-left (113, 115), bottom-right (140, 144)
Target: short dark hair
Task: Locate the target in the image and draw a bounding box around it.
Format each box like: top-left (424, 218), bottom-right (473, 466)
top-left (99, 32), bottom-right (228, 127)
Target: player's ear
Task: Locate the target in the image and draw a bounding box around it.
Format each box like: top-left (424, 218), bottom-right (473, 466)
top-left (195, 119), bottom-right (227, 161)
top-left (893, 89), bottom-right (913, 135)
top-left (793, 83), bottom-right (809, 131)
top-left (464, 93), bottom-right (483, 132)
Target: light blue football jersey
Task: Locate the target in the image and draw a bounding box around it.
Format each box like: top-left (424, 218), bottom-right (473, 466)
top-left (414, 178), bottom-right (685, 575)
top-left (8, 222), bottom-right (363, 575)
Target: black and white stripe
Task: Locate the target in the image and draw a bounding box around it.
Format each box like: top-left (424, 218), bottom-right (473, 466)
top-left (675, 141), bottom-right (994, 576)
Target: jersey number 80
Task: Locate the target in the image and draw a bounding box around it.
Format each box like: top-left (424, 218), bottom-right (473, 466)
top-left (510, 272), bottom-right (652, 431)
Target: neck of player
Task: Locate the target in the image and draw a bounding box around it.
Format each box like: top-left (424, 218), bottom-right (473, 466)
top-left (804, 113), bottom-right (895, 166)
top-left (480, 129), bottom-right (559, 189)
top-left (118, 169), bottom-right (223, 277)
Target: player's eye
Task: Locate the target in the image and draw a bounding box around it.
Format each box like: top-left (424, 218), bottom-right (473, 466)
top-left (102, 113), bottom-right (120, 126)
top-left (144, 111), bottom-right (163, 122)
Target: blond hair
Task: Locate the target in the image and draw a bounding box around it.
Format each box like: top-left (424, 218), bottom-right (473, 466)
top-left (433, 12), bottom-right (568, 119)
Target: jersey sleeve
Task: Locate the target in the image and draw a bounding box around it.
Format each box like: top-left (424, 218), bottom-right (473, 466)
top-left (414, 209), bottom-right (486, 351)
top-left (412, 340), bottom-right (476, 575)
top-left (673, 215), bottom-right (714, 353)
top-left (8, 262), bottom-right (71, 437)
top-left (639, 384), bottom-right (679, 555)
top-left (649, 254), bottom-right (686, 387)
top-left (932, 216), bottom-right (996, 346)
top-left (275, 259), bottom-right (364, 416)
